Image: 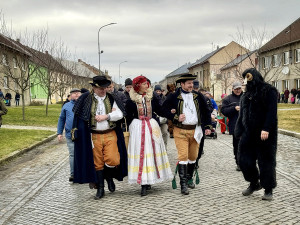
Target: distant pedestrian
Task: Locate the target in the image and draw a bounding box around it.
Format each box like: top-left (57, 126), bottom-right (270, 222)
top-left (297, 89), bottom-right (300, 104)
top-left (57, 88), bottom-right (81, 182)
top-left (5, 92), bottom-right (12, 106)
top-left (221, 81), bottom-right (243, 171)
top-left (0, 99), bottom-right (8, 128)
top-left (166, 83), bottom-right (176, 138)
top-left (124, 78), bottom-right (133, 101)
top-left (284, 88), bottom-right (289, 103)
top-left (62, 94), bottom-right (71, 106)
top-left (0, 89), bottom-right (3, 99)
top-left (280, 91), bottom-right (284, 103)
top-left (15, 92), bottom-right (20, 106)
top-left (219, 93), bottom-right (228, 134)
top-left (153, 84), bottom-right (168, 148)
top-left (235, 68), bottom-right (278, 201)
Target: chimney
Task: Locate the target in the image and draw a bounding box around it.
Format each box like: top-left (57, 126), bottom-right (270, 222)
top-left (217, 45), bottom-right (219, 49)
top-left (78, 59), bottom-right (82, 62)
top-left (45, 51), bottom-right (48, 54)
top-left (16, 38), bottom-right (20, 43)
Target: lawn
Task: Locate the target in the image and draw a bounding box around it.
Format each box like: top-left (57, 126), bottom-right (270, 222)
top-left (278, 103), bottom-right (300, 109)
top-left (0, 128), bottom-right (55, 160)
top-left (3, 104), bottom-right (62, 127)
top-left (278, 109), bottom-right (300, 133)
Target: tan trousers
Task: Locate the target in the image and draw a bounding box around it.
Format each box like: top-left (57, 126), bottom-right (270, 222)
top-left (92, 130), bottom-right (120, 170)
top-left (174, 126), bottom-right (199, 162)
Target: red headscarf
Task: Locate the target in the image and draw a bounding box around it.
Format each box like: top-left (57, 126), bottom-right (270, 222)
top-left (132, 75), bottom-right (149, 92)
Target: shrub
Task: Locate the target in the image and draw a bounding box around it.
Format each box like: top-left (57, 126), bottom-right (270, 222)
top-left (29, 101), bottom-right (44, 106)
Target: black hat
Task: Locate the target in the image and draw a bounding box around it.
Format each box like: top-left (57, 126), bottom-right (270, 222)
top-left (90, 76), bottom-right (111, 88)
top-left (193, 80), bottom-right (199, 88)
top-left (124, 78), bottom-right (132, 86)
top-left (80, 88), bottom-right (89, 93)
top-left (154, 85), bottom-right (162, 91)
top-left (176, 74), bottom-right (197, 83)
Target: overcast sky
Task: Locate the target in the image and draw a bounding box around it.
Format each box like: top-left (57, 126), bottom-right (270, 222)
top-left (1, 0), bottom-right (299, 84)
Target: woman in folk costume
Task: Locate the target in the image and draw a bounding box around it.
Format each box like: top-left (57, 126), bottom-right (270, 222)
top-left (125, 75), bottom-right (173, 196)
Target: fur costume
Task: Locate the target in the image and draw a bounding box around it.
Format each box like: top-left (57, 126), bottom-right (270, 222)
top-left (235, 68), bottom-right (278, 190)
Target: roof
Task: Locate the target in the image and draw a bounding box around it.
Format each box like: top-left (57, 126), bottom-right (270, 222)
top-left (60, 59), bottom-right (97, 78)
top-left (166, 63), bottom-right (191, 78)
top-left (188, 47), bottom-right (225, 69)
top-left (0, 34), bottom-right (32, 56)
top-left (259, 17), bottom-right (300, 53)
top-left (220, 50), bottom-right (257, 71)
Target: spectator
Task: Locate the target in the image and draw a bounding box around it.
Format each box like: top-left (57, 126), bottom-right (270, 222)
top-left (62, 94), bottom-right (71, 106)
top-left (166, 83), bottom-right (176, 138)
top-left (124, 78), bottom-right (133, 100)
top-left (205, 92), bottom-right (218, 111)
top-left (5, 92), bottom-right (12, 106)
top-left (57, 88), bottom-right (82, 182)
top-left (297, 88), bottom-right (300, 104)
top-left (15, 92), bottom-right (20, 106)
top-left (221, 81), bottom-right (243, 171)
top-left (153, 84), bottom-right (168, 148)
top-left (0, 89), bottom-right (3, 99)
top-left (0, 98), bottom-right (8, 128)
top-left (284, 88), bottom-right (289, 103)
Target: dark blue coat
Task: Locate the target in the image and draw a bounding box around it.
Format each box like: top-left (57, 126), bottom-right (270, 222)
top-left (72, 92), bottom-right (128, 184)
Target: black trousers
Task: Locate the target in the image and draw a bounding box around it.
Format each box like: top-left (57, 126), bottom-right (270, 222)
top-left (232, 135), bottom-right (239, 166)
top-left (238, 133), bottom-right (277, 190)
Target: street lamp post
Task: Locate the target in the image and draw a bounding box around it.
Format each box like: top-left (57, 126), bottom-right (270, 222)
top-left (98, 22), bottom-right (117, 74)
top-left (119, 61), bottom-right (128, 85)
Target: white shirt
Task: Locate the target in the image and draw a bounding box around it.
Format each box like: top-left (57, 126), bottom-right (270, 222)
top-left (181, 92), bottom-right (198, 125)
top-left (94, 94), bottom-right (123, 131)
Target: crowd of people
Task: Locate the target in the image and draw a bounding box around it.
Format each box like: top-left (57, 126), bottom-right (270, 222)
top-left (56, 68), bottom-right (279, 201)
top-left (279, 88), bottom-right (300, 104)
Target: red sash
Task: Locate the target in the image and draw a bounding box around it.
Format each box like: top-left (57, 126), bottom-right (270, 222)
top-left (137, 115), bottom-right (160, 184)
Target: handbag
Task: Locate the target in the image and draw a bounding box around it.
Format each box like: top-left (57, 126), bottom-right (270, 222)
top-left (123, 117), bottom-right (130, 150)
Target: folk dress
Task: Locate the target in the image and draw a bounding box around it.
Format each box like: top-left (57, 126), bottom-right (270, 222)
top-left (126, 88), bottom-right (173, 185)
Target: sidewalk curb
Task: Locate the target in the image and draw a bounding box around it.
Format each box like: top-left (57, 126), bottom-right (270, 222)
top-left (0, 133), bottom-right (57, 165)
top-left (278, 129), bottom-right (300, 139)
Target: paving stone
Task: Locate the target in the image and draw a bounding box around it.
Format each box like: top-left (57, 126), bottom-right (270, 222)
top-left (0, 131), bottom-right (299, 224)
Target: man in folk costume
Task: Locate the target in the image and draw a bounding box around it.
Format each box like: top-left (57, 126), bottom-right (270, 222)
top-left (163, 74), bottom-right (212, 195)
top-left (125, 75), bottom-right (173, 196)
top-left (72, 76), bottom-right (128, 200)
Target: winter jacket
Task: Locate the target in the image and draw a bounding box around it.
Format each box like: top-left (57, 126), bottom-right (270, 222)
top-left (221, 92), bottom-right (243, 135)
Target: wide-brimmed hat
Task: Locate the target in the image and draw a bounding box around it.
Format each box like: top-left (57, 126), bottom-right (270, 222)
top-left (176, 74), bottom-right (197, 83)
top-left (90, 76), bottom-right (111, 88)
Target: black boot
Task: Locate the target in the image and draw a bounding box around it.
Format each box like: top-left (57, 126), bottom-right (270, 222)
top-left (187, 163), bottom-right (196, 189)
top-left (95, 170), bottom-right (105, 200)
top-left (141, 185), bottom-right (147, 196)
top-left (146, 185), bottom-right (151, 190)
top-left (242, 181), bottom-right (262, 196)
top-left (104, 166), bottom-right (116, 193)
top-left (262, 189), bottom-right (273, 201)
top-left (178, 164), bottom-right (189, 195)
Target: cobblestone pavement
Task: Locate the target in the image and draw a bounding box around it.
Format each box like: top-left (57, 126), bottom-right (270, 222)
top-left (0, 132), bottom-right (299, 225)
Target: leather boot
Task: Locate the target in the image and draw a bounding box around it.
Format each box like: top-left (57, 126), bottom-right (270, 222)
top-left (178, 164), bottom-right (189, 195)
top-left (141, 185), bottom-right (147, 196)
top-left (104, 166), bottom-right (116, 193)
top-left (262, 189), bottom-right (273, 201)
top-left (95, 170), bottom-right (105, 200)
top-left (187, 163), bottom-right (196, 189)
top-left (242, 181), bottom-right (262, 196)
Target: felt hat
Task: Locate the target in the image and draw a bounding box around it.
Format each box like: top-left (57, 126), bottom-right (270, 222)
top-left (90, 76), bottom-right (111, 88)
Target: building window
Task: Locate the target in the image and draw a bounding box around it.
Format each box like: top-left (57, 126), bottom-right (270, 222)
top-left (4, 76), bottom-right (9, 88)
top-left (21, 60), bottom-right (25, 71)
top-left (283, 80), bottom-right (289, 90)
top-left (283, 51), bottom-right (289, 65)
top-left (263, 56), bottom-right (271, 69)
top-left (296, 79), bottom-right (300, 89)
top-left (2, 54), bottom-right (8, 65)
top-left (272, 54), bottom-right (279, 67)
top-left (14, 79), bottom-right (19, 90)
top-left (13, 58), bottom-right (17, 68)
top-left (295, 49), bottom-right (300, 63)
top-left (272, 81), bottom-right (278, 89)
top-left (227, 72), bottom-right (230, 78)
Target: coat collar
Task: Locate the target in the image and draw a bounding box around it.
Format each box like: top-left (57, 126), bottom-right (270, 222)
top-left (129, 87), bottom-right (153, 103)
